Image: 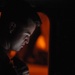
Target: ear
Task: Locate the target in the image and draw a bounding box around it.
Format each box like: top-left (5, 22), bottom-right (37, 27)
top-left (9, 22), bottom-right (16, 33)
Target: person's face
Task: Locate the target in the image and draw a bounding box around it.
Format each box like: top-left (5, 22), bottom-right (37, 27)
top-left (10, 19), bottom-right (36, 51)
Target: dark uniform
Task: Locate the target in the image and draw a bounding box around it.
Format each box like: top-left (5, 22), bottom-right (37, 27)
top-left (0, 46), bottom-right (29, 75)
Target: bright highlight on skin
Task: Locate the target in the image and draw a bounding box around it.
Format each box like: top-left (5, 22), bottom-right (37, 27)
top-left (10, 19), bottom-right (36, 51)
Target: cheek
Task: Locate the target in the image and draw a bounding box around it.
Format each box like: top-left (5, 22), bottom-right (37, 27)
top-left (12, 36), bottom-right (24, 45)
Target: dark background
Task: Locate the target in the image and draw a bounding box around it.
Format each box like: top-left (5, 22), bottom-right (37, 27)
top-left (27, 0), bottom-right (75, 75)
top-left (25, 0), bottom-right (75, 75)
top-left (1, 0), bottom-right (75, 75)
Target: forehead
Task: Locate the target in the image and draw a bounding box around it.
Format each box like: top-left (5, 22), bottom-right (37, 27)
top-left (10, 18), bottom-right (37, 36)
top-left (17, 21), bottom-right (36, 35)
top-left (22, 24), bottom-right (36, 35)
top-left (16, 18), bottom-right (36, 27)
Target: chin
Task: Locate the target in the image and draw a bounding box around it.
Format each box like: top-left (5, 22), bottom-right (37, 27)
top-left (16, 48), bottom-right (22, 51)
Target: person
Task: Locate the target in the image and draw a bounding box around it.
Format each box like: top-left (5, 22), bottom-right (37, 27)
top-left (0, 0), bottom-right (41, 75)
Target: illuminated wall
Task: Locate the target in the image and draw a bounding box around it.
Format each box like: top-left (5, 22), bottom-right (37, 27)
top-left (34, 12), bottom-right (50, 52)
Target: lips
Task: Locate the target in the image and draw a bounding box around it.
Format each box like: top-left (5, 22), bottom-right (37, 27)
top-left (21, 42), bottom-right (25, 46)
top-left (21, 45), bottom-right (24, 48)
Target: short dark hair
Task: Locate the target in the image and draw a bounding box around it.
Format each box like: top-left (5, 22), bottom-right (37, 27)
top-left (0, 0), bottom-right (41, 41)
top-left (1, 0), bottom-right (41, 26)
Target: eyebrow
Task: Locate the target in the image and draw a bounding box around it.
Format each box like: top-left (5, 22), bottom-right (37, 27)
top-left (25, 32), bottom-right (31, 35)
top-left (22, 28), bottom-right (31, 35)
top-left (23, 32), bottom-right (31, 35)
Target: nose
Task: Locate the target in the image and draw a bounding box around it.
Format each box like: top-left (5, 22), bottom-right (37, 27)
top-left (24, 36), bottom-right (30, 45)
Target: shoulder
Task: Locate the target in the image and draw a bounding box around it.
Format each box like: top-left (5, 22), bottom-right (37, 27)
top-left (12, 56), bottom-right (29, 75)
